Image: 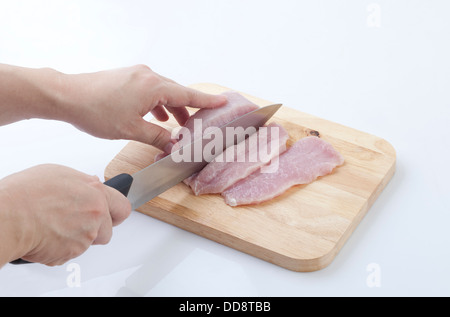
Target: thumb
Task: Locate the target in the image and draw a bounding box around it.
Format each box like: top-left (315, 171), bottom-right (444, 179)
top-left (135, 120), bottom-right (174, 153)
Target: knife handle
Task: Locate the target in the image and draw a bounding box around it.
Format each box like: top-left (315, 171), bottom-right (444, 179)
top-left (104, 173), bottom-right (133, 197)
top-left (10, 173), bottom-right (134, 265)
top-left (9, 259), bottom-right (31, 265)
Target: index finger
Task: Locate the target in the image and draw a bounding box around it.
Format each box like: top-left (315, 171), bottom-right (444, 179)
top-left (162, 82), bottom-right (228, 109)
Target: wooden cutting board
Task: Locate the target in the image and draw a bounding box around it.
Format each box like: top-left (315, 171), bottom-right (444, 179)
top-left (104, 83), bottom-right (396, 272)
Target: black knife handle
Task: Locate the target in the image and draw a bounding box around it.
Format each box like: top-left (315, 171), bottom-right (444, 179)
top-left (9, 259), bottom-right (32, 265)
top-left (10, 173), bottom-right (134, 265)
top-left (104, 173), bottom-right (133, 197)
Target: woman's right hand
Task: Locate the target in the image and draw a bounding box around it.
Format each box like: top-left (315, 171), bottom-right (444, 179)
top-left (0, 164), bottom-right (131, 267)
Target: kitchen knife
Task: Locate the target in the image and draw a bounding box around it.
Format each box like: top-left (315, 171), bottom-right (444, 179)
top-left (107, 102), bottom-right (282, 210)
top-left (10, 103), bottom-right (281, 265)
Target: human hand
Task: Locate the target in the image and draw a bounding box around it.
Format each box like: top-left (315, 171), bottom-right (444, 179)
top-left (59, 65), bottom-right (227, 153)
top-left (0, 164), bottom-right (131, 266)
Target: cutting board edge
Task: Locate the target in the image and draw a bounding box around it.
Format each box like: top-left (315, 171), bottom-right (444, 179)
top-left (330, 156), bottom-right (396, 267)
top-left (128, 202), bottom-right (345, 272)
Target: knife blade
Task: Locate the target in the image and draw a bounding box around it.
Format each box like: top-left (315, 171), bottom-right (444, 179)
top-left (106, 103), bottom-right (282, 210)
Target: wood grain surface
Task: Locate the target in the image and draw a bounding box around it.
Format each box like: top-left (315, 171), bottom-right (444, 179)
top-left (104, 83), bottom-right (396, 272)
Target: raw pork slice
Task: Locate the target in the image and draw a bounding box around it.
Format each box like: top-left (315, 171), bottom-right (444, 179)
top-left (177, 90), bottom-right (259, 144)
top-left (155, 91), bottom-right (259, 161)
top-left (222, 136), bottom-right (344, 206)
top-left (186, 122), bottom-right (289, 195)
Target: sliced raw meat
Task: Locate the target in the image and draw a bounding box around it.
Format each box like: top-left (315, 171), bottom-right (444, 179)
top-left (155, 91), bottom-right (259, 161)
top-left (176, 90), bottom-right (259, 144)
top-left (186, 122), bottom-right (289, 195)
top-left (222, 136), bottom-right (344, 206)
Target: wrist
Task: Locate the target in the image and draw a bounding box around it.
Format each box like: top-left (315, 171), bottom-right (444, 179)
top-left (26, 67), bottom-right (72, 122)
top-left (47, 71), bottom-right (96, 127)
top-left (0, 64), bottom-right (78, 124)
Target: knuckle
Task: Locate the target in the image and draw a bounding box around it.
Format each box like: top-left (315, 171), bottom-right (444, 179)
top-left (134, 63), bottom-right (152, 72)
top-left (88, 205), bottom-right (106, 223)
top-left (89, 175), bottom-right (101, 183)
top-left (128, 64), bottom-right (159, 90)
top-left (143, 73), bottom-right (163, 90)
top-left (82, 194), bottom-right (108, 222)
top-left (85, 227), bottom-right (99, 242)
top-left (133, 65), bottom-right (159, 84)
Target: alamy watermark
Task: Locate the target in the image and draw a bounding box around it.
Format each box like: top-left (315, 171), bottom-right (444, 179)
top-left (366, 262), bottom-right (381, 288)
top-left (367, 3), bottom-right (381, 28)
top-left (66, 262), bottom-right (81, 288)
top-left (168, 119), bottom-right (284, 173)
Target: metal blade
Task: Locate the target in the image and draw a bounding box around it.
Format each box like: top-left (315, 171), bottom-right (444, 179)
top-left (127, 103), bottom-right (282, 210)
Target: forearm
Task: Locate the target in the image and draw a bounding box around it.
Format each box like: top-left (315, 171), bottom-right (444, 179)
top-left (0, 63), bottom-right (70, 126)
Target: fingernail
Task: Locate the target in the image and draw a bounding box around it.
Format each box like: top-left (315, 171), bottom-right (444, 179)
top-left (216, 95), bottom-right (228, 105)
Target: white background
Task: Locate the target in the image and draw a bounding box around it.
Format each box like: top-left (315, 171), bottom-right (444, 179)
top-left (0, 0), bottom-right (449, 296)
